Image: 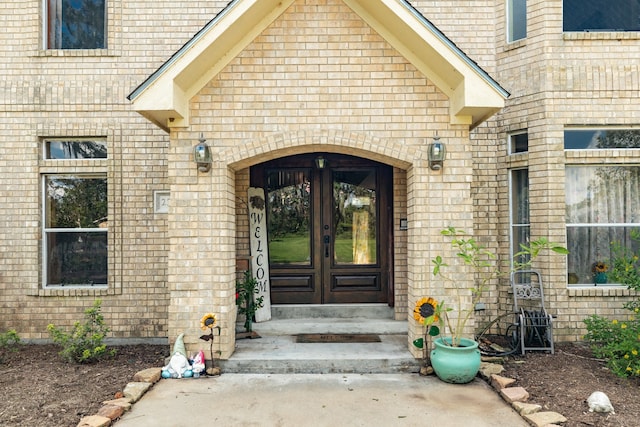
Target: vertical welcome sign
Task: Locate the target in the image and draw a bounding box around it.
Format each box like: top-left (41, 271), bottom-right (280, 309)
top-left (248, 187), bottom-right (271, 322)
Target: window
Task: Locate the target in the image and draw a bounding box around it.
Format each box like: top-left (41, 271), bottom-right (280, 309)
top-left (510, 169), bottom-right (530, 266)
top-left (565, 166), bottom-right (640, 285)
top-left (509, 131), bottom-right (529, 154)
top-left (42, 138), bottom-right (108, 287)
top-left (507, 0), bottom-right (527, 42)
top-left (564, 129), bottom-right (640, 150)
top-left (46, 0), bottom-right (106, 49)
top-left (45, 139), bottom-right (107, 159)
top-left (563, 0), bottom-right (640, 32)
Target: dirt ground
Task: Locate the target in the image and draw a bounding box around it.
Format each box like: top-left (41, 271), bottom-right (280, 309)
top-left (502, 342), bottom-right (640, 427)
top-left (1, 342), bottom-right (639, 427)
top-left (0, 344), bottom-right (169, 427)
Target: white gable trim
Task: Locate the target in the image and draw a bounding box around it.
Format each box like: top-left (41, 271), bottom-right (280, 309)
top-left (129, 0), bottom-right (508, 131)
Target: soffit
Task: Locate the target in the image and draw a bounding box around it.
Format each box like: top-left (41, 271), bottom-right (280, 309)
top-left (128, 0), bottom-right (508, 132)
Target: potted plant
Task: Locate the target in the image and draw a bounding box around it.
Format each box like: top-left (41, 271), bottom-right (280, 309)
top-left (414, 227), bottom-right (568, 383)
top-left (592, 261), bottom-right (608, 285)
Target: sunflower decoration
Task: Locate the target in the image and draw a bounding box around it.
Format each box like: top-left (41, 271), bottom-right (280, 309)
top-left (592, 261), bottom-right (608, 273)
top-left (200, 313), bottom-right (217, 331)
top-left (199, 313), bottom-right (222, 375)
top-left (413, 297), bottom-right (439, 325)
top-left (413, 297), bottom-right (443, 368)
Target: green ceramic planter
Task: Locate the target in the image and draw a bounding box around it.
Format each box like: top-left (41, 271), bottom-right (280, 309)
top-left (430, 337), bottom-right (481, 384)
top-left (593, 272), bottom-right (607, 285)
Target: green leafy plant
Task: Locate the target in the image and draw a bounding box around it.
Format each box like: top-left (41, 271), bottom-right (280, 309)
top-left (47, 299), bottom-right (115, 363)
top-left (419, 227), bottom-right (567, 347)
top-left (236, 270), bottom-right (264, 332)
top-left (0, 329), bottom-right (21, 363)
top-left (583, 229), bottom-right (640, 378)
top-left (584, 307), bottom-right (640, 378)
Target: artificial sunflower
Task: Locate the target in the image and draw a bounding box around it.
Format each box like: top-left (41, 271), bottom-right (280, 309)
top-left (413, 297), bottom-right (439, 324)
top-left (200, 313), bottom-right (217, 331)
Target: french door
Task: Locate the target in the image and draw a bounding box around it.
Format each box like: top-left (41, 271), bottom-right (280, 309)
top-left (251, 154), bottom-right (392, 304)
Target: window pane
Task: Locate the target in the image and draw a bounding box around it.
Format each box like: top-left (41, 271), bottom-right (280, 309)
top-left (565, 166), bottom-right (640, 224)
top-left (46, 231), bottom-right (107, 285)
top-left (266, 169), bottom-right (311, 265)
top-left (563, 0), bottom-right (640, 32)
top-left (45, 140), bottom-right (107, 159)
top-left (47, 0), bottom-right (106, 49)
top-left (333, 170), bottom-right (377, 265)
top-left (566, 226), bottom-right (640, 284)
top-left (510, 132), bottom-right (529, 153)
top-left (508, 0), bottom-right (527, 42)
top-left (564, 129), bottom-right (640, 149)
top-left (511, 169), bottom-right (530, 265)
top-left (45, 176), bottom-right (108, 228)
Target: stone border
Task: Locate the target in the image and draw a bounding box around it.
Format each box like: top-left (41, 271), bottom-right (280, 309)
top-left (479, 362), bottom-right (568, 427)
top-left (76, 367), bottom-right (162, 427)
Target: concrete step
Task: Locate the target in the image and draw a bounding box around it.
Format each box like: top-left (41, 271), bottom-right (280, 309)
top-left (270, 303), bottom-right (395, 319)
top-left (223, 305), bottom-right (419, 374)
top-left (221, 334), bottom-right (419, 374)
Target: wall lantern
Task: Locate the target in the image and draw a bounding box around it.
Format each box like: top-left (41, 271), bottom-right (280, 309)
top-left (193, 133), bottom-right (212, 173)
top-left (315, 155), bottom-right (327, 169)
top-left (428, 136), bottom-right (446, 171)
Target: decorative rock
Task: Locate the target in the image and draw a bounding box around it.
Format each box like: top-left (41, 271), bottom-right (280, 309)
top-left (102, 397), bottom-right (133, 409)
top-left (419, 365), bottom-right (434, 376)
top-left (587, 391), bottom-right (615, 413)
top-left (500, 386), bottom-right (529, 403)
top-left (133, 367), bottom-right (162, 383)
top-left (478, 362), bottom-right (504, 380)
top-left (123, 382), bottom-right (153, 403)
top-left (490, 374), bottom-right (516, 390)
top-left (76, 414), bottom-right (111, 427)
top-left (512, 401), bottom-right (542, 415)
top-left (523, 411), bottom-right (567, 427)
top-left (206, 366), bottom-right (222, 376)
top-left (97, 404), bottom-right (125, 421)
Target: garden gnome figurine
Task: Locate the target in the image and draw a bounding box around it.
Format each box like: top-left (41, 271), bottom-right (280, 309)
top-left (161, 333), bottom-right (193, 378)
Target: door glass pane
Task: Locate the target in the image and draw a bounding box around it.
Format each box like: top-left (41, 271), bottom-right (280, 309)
top-left (333, 170), bottom-right (377, 265)
top-left (266, 169), bottom-right (311, 265)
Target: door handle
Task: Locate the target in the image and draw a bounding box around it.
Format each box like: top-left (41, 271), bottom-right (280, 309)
top-left (324, 235), bottom-right (330, 257)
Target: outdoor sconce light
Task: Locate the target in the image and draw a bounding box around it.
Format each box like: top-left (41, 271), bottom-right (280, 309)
top-left (193, 133), bottom-right (212, 173)
top-left (428, 136), bottom-right (446, 171)
top-left (315, 155), bottom-right (327, 169)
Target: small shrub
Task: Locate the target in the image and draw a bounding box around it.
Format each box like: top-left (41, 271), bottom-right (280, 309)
top-left (0, 329), bottom-right (21, 363)
top-left (584, 306), bottom-right (640, 378)
top-left (47, 299), bottom-right (115, 363)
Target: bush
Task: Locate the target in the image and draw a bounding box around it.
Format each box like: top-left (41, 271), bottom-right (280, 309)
top-left (584, 305), bottom-right (640, 378)
top-left (0, 329), bottom-right (21, 363)
top-left (47, 299), bottom-right (115, 363)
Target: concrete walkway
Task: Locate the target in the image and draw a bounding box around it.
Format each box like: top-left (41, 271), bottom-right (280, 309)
top-left (114, 373), bottom-right (528, 427)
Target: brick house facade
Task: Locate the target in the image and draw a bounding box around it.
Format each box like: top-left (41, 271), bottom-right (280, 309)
top-left (1, 0), bottom-right (639, 360)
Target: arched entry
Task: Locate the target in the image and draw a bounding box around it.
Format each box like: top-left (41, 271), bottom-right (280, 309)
top-left (251, 153), bottom-right (393, 305)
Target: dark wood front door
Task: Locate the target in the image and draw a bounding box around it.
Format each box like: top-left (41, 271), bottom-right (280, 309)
top-left (251, 154), bottom-right (392, 304)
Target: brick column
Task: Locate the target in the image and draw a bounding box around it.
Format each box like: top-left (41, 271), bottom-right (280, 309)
top-left (166, 135), bottom-right (236, 360)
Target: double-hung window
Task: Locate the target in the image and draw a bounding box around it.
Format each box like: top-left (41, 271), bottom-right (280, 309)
top-left (46, 0), bottom-right (107, 49)
top-left (43, 139), bottom-right (107, 287)
top-left (563, 0), bottom-right (640, 32)
top-left (565, 129), bottom-right (640, 285)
